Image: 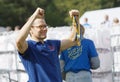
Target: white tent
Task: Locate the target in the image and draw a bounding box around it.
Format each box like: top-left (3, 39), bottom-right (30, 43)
top-left (0, 27), bottom-right (6, 32)
top-left (79, 7), bottom-right (120, 28)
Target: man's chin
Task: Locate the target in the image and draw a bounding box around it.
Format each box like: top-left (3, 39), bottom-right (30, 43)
top-left (41, 36), bottom-right (46, 39)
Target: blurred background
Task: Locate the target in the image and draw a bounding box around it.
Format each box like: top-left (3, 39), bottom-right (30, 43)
top-left (0, 0), bottom-right (120, 82)
top-left (0, 0), bottom-right (120, 28)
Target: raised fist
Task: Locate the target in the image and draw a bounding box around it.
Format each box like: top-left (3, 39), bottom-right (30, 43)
top-left (33, 7), bottom-right (45, 18)
top-left (69, 9), bottom-right (79, 18)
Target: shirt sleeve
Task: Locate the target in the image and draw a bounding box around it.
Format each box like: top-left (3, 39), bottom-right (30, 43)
top-left (18, 41), bottom-right (31, 57)
top-left (88, 40), bottom-right (98, 57)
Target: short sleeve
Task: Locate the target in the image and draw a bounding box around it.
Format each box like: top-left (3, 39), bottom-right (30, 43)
top-left (18, 41), bottom-right (31, 57)
top-left (88, 40), bottom-right (98, 57)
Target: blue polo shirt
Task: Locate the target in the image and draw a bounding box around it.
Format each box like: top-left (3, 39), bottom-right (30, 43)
top-left (60, 38), bottom-right (98, 73)
top-left (18, 40), bottom-right (62, 82)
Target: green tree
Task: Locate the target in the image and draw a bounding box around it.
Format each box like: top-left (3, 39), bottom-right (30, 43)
top-left (0, 0), bottom-right (50, 28)
top-left (113, 0), bottom-right (120, 7)
top-left (53, 0), bottom-right (101, 26)
top-left (100, 0), bottom-right (114, 9)
top-left (0, 0), bottom-right (119, 28)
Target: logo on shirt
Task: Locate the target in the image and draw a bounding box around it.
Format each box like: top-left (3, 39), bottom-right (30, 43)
top-left (48, 46), bottom-right (55, 51)
top-left (68, 46), bottom-right (82, 60)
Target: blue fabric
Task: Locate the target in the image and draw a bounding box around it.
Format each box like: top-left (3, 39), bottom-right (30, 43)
top-left (83, 23), bottom-right (91, 28)
top-left (60, 38), bottom-right (98, 73)
top-left (18, 40), bottom-right (62, 82)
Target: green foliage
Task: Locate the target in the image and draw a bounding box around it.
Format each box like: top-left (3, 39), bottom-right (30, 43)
top-left (0, 0), bottom-right (48, 28)
top-left (53, 0), bottom-right (101, 26)
top-left (100, 0), bottom-right (114, 9)
top-left (0, 0), bottom-right (119, 28)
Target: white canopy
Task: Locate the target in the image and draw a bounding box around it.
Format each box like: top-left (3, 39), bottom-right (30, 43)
top-left (80, 7), bottom-right (120, 28)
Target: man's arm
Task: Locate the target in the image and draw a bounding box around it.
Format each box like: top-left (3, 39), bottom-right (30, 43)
top-left (90, 56), bottom-right (100, 69)
top-left (60, 9), bottom-right (80, 52)
top-left (60, 60), bottom-right (66, 80)
top-left (15, 8), bottom-right (44, 54)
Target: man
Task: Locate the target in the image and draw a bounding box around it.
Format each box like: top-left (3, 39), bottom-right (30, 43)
top-left (101, 14), bottom-right (111, 28)
top-left (15, 7), bottom-right (79, 82)
top-left (83, 17), bottom-right (92, 28)
top-left (60, 25), bottom-right (100, 82)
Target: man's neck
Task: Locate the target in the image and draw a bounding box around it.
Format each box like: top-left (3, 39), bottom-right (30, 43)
top-left (31, 37), bottom-right (44, 44)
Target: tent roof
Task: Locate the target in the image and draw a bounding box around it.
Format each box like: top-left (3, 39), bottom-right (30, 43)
top-left (79, 7), bottom-right (120, 28)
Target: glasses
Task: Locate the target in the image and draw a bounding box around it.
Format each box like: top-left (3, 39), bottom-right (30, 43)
top-left (32, 25), bottom-right (48, 30)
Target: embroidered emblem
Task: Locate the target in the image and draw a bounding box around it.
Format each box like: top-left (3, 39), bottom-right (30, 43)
top-left (68, 46), bottom-right (82, 60)
top-left (48, 46), bottom-right (55, 51)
